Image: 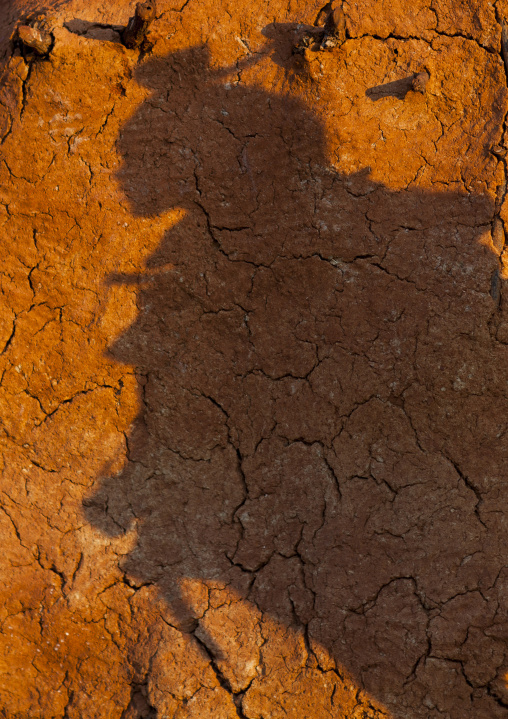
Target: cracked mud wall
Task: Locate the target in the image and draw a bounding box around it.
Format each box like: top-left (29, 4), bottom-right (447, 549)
top-left (2, 0), bottom-right (508, 717)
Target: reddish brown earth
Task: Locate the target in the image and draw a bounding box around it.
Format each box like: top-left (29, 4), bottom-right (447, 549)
top-left (2, 0), bottom-right (508, 717)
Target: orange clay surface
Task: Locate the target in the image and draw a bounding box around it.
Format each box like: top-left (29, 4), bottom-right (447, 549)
top-left (2, 0), bottom-right (508, 717)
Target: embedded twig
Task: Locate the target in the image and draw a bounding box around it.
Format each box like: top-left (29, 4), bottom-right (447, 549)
top-left (292, 1), bottom-right (346, 56)
top-left (492, 144), bottom-right (508, 159)
top-left (314, 1), bottom-right (332, 27)
top-left (292, 28), bottom-right (324, 55)
top-left (411, 71), bottom-right (429, 94)
top-left (17, 24), bottom-right (52, 56)
top-left (122, 2), bottom-right (156, 49)
top-left (315, 1), bottom-right (346, 50)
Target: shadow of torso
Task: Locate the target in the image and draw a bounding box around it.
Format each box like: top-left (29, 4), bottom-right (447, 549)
top-left (85, 45), bottom-right (508, 719)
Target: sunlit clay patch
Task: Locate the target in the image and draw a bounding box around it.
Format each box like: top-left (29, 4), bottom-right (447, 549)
top-left (1, 2), bottom-right (507, 717)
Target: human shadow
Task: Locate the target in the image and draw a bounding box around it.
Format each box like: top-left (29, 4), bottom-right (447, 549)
top-left (84, 43), bottom-right (508, 718)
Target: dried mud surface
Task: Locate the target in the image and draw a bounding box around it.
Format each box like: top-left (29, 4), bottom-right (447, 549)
top-left (2, 0), bottom-right (508, 717)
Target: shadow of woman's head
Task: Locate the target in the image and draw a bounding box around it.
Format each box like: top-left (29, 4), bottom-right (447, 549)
top-left (115, 44), bottom-right (328, 223)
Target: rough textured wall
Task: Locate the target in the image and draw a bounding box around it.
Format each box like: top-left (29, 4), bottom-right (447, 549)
top-left (1, 0), bottom-right (508, 717)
